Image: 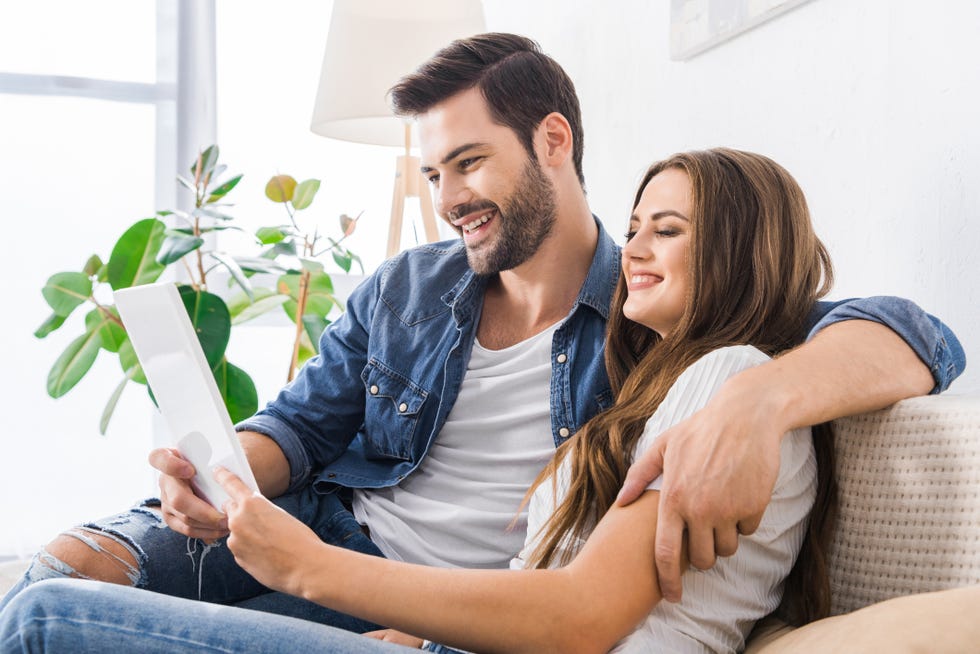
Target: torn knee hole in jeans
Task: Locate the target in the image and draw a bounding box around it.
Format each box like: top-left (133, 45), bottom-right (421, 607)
top-left (35, 526), bottom-right (146, 587)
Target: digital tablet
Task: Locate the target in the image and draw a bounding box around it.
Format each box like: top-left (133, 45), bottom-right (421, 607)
top-left (114, 283), bottom-right (259, 510)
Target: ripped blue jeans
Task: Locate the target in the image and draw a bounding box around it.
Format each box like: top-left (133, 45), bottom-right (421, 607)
top-left (0, 485), bottom-right (384, 634)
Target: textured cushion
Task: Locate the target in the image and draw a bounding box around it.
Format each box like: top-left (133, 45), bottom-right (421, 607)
top-left (746, 585), bottom-right (980, 653)
top-left (828, 394), bottom-right (980, 614)
top-left (746, 394), bottom-right (980, 651)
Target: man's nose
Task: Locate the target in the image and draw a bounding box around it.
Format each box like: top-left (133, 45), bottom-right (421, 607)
top-left (436, 177), bottom-right (471, 218)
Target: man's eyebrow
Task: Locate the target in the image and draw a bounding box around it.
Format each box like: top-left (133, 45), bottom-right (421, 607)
top-left (420, 142), bottom-right (488, 173)
top-left (629, 209), bottom-right (690, 222)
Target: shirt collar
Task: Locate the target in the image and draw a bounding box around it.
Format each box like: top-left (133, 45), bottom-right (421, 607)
top-left (574, 216), bottom-right (621, 320)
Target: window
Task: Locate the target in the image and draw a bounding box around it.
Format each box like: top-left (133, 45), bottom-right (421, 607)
top-left (0, 1), bottom-right (179, 557)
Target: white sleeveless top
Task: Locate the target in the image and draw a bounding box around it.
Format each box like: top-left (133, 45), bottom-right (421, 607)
top-left (512, 346), bottom-right (817, 653)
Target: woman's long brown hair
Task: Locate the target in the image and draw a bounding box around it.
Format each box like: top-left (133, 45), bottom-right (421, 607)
top-left (526, 148), bottom-right (838, 625)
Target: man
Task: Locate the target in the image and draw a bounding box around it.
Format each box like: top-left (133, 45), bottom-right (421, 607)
top-left (1, 33), bottom-right (962, 636)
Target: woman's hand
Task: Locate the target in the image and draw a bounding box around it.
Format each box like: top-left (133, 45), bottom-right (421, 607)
top-left (213, 465), bottom-right (324, 597)
top-left (363, 629), bottom-right (424, 648)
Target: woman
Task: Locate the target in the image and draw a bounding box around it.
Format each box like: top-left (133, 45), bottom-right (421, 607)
top-left (0, 149), bottom-right (836, 653)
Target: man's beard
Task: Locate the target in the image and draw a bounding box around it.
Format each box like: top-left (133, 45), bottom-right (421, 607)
top-left (458, 159), bottom-right (558, 276)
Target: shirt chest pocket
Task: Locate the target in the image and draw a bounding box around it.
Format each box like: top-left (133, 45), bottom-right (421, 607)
top-left (360, 359), bottom-right (429, 461)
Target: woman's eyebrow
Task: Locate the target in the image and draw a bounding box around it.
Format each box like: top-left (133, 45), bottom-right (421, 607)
top-left (630, 209), bottom-right (690, 222)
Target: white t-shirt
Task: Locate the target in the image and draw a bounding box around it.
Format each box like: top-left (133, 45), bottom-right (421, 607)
top-left (512, 345), bottom-right (817, 654)
top-left (352, 322), bottom-right (560, 568)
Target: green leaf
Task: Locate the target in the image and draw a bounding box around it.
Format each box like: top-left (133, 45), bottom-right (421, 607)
top-left (231, 293), bottom-right (290, 325)
top-left (226, 287), bottom-right (275, 317)
top-left (331, 250), bottom-right (353, 273)
top-left (85, 308), bottom-right (127, 353)
top-left (34, 313), bottom-right (67, 339)
top-left (42, 272), bottom-right (92, 317)
top-left (107, 218), bottom-right (167, 290)
top-left (156, 233), bottom-right (205, 265)
top-left (210, 251), bottom-right (254, 300)
top-left (118, 338), bottom-right (147, 385)
top-left (177, 175), bottom-right (196, 192)
top-left (291, 179), bottom-right (320, 211)
top-left (211, 358), bottom-right (258, 423)
top-left (235, 256), bottom-right (288, 275)
top-left (192, 145), bottom-right (220, 179)
top-left (177, 286), bottom-right (231, 369)
top-left (265, 175), bottom-right (296, 203)
top-left (168, 225), bottom-right (243, 236)
top-left (208, 163), bottom-right (228, 189)
top-left (96, 263), bottom-right (109, 283)
top-left (194, 206), bottom-right (235, 221)
top-left (302, 314), bottom-right (329, 353)
top-left (206, 174), bottom-right (243, 203)
top-left (300, 257), bottom-right (324, 273)
top-left (83, 254), bottom-right (103, 277)
top-left (296, 332), bottom-right (317, 368)
top-left (46, 329), bottom-right (102, 398)
top-left (264, 240), bottom-right (299, 259)
top-left (277, 271), bottom-right (335, 323)
top-left (100, 367), bottom-right (138, 435)
top-left (256, 226), bottom-right (288, 245)
top-left (348, 251), bottom-right (364, 274)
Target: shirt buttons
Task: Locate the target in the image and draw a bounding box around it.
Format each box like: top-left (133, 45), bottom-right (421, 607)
top-left (558, 427), bottom-right (570, 438)
top-left (556, 353), bottom-right (568, 364)
top-left (369, 385), bottom-right (379, 395)
top-left (398, 402), bottom-right (408, 413)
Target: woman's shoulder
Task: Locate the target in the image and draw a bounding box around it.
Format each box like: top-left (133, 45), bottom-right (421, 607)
top-left (636, 346), bottom-right (773, 464)
top-left (671, 345), bottom-right (771, 393)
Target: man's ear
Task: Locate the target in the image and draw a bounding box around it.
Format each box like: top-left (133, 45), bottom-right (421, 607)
top-left (535, 112), bottom-right (574, 168)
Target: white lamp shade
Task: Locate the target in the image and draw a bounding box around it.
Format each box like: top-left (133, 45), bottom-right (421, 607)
top-left (311, 0), bottom-right (486, 147)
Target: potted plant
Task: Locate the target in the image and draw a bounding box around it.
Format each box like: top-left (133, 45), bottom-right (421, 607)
top-left (36, 145), bottom-right (361, 433)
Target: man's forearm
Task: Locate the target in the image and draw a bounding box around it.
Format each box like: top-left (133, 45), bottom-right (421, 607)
top-left (748, 319), bottom-right (934, 432)
top-left (239, 430), bottom-right (291, 498)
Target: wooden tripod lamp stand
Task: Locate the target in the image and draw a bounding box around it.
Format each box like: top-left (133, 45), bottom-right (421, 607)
top-left (387, 124), bottom-right (440, 257)
top-left (309, 0), bottom-right (485, 257)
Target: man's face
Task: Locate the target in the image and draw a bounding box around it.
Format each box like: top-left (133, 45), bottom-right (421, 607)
top-left (418, 88), bottom-right (557, 275)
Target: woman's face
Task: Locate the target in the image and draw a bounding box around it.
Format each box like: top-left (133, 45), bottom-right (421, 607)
top-left (621, 168), bottom-right (692, 337)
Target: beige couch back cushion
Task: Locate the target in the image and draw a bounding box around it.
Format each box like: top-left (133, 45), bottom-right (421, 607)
top-left (828, 393), bottom-right (980, 615)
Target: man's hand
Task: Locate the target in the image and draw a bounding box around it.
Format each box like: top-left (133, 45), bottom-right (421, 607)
top-left (615, 369), bottom-right (784, 603)
top-left (214, 465), bottom-right (323, 597)
top-left (616, 320), bottom-right (936, 603)
top-left (148, 447), bottom-right (229, 540)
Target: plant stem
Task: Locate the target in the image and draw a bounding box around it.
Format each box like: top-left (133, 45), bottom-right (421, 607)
top-left (93, 299), bottom-right (125, 327)
top-left (286, 234), bottom-right (315, 382)
top-left (287, 268), bottom-right (310, 382)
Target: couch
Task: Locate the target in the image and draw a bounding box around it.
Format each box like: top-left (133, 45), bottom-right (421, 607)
top-left (3, 394), bottom-right (979, 651)
top-left (746, 392), bottom-right (980, 652)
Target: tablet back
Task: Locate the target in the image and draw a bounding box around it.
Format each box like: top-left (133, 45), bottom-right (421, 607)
top-left (114, 283), bottom-right (259, 510)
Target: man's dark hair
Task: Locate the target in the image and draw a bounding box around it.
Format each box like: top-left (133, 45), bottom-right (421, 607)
top-left (389, 32), bottom-right (585, 188)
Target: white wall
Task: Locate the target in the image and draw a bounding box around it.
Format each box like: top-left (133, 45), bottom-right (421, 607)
top-left (485, 0), bottom-right (979, 392)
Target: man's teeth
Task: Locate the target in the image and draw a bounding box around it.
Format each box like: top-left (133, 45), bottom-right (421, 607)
top-left (463, 212), bottom-right (492, 233)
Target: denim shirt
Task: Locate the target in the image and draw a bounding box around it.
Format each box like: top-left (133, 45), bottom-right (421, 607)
top-left (239, 219), bottom-right (965, 494)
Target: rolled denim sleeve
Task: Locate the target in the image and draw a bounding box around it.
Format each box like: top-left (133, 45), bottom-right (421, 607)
top-left (235, 268), bottom-right (385, 493)
top-left (806, 297), bottom-right (966, 394)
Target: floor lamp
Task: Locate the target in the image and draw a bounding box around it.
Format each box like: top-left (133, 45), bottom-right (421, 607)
top-left (310, 0), bottom-right (485, 258)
